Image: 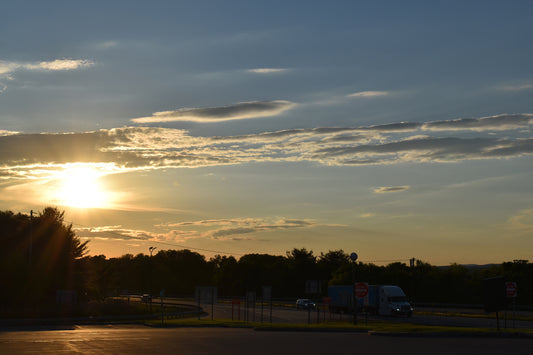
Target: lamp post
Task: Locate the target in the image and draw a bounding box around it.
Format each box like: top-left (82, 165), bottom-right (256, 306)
top-left (29, 210), bottom-right (34, 267)
top-left (350, 252), bottom-right (358, 325)
top-left (148, 246), bottom-right (157, 308)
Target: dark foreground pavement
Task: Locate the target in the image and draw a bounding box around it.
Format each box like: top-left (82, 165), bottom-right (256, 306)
top-left (1, 325), bottom-right (533, 354)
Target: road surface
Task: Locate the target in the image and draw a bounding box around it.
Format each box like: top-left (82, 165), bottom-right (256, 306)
top-left (1, 325), bottom-right (532, 354)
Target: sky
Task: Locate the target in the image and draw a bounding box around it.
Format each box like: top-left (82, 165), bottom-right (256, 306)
top-left (1, 0), bottom-right (533, 265)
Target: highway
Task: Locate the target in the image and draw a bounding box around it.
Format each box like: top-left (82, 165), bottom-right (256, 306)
top-left (159, 297), bottom-right (533, 330)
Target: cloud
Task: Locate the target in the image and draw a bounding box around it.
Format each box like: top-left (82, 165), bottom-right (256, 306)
top-left (0, 130), bottom-right (20, 136)
top-left (75, 226), bottom-right (151, 241)
top-left (505, 208), bottom-right (533, 237)
top-left (91, 40), bottom-right (119, 49)
top-left (497, 83), bottom-right (533, 92)
top-left (131, 100), bottom-right (296, 123)
top-left (422, 114), bottom-right (533, 132)
top-left (33, 59), bottom-right (95, 71)
top-left (2, 113), bottom-right (533, 183)
top-left (0, 58), bottom-right (95, 72)
top-left (0, 58), bottom-right (95, 93)
top-left (76, 217), bottom-right (317, 243)
top-left (347, 91), bottom-right (389, 98)
top-left (374, 186), bottom-right (410, 194)
top-left (159, 217), bottom-right (315, 240)
top-left (247, 68), bottom-right (288, 74)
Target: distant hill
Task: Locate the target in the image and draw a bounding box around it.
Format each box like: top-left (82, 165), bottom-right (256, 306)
top-left (436, 264), bottom-right (499, 270)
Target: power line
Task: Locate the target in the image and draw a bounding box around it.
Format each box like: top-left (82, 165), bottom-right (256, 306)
top-left (360, 259), bottom-right (411, 264)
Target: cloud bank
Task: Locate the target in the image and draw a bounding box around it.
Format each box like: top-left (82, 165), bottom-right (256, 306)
top-left (76, 217), bottom-right (316, 243)
top-left (1, 114), bottom-right (533, 182)
top-left (131, 100), bottom-right (296, 123)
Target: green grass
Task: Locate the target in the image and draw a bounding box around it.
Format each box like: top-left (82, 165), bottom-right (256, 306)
top-left (144, 317), bottom-right (533, 335)
top-left (414, 310), bottom-right (533, 322)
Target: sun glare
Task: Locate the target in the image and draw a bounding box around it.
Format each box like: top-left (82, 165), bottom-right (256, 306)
top-left (57, 167), bottom-right (109, 208)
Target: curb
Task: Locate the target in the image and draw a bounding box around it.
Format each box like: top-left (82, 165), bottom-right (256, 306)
top-left (368, 330), bottom-right (533, 338)
top-left (254, 327), bottom-right (369, 333)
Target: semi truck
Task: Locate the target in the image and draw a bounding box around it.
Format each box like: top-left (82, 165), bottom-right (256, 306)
top-left (328, 284), bottom-right (413, 317)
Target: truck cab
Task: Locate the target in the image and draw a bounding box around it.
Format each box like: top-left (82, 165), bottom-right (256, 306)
top-left (379, 285), bottom-right (413, 316)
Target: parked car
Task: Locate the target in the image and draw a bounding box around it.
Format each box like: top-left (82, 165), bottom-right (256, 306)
top-left (296, 298), bottom-right (316, 310)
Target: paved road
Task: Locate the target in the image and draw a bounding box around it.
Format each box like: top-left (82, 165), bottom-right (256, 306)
top-left (167, 299), bottom-right (533, 330)
top-left (1, 325), bottom-right (533, 354)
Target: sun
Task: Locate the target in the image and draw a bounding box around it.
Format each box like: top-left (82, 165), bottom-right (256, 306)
top-left (57, 167), bottom-right (109, 208)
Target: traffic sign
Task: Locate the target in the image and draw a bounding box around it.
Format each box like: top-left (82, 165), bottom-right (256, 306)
top-left (506, 282), bottom-right (517, 298)
top-left (355, 282), bottom-right (369, 298)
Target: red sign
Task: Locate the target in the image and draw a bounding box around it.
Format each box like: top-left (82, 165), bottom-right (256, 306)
top-left (506, 282), bottom-right (517, 298)
top-left (355, 282), bottom-right (369, 298)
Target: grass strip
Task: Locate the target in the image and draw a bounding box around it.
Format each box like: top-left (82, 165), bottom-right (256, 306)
top-left (145, 317), bottom-right (533, 336)
top-left (414, 310), bottom-right (533, 322)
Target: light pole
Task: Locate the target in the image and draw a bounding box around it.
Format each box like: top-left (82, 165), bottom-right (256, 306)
top-left (148, 246), bottom-right (157, 310)
top-left (29, 210), bottom-right (34, 267)
top-left (350, 252), bottom-right (358, 325)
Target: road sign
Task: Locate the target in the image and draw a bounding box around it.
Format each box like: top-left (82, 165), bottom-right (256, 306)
top-left (355, 282), bottom-right (369, 298)
top-left (350, 252), bottom-right (358, 261)
top-left (506, 282), bottom-right (517, 298)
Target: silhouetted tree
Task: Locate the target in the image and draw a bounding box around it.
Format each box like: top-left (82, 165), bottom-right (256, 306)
top-left (0, 207), bottom-right (88, 309)
top-left (152, 249), bottom-right (211, 295)
top-left (286, 248), bottom-right (317, 296)
top-left (317, 250), bottom-right (350, 282)
top-left (209, 255), bottom-right (238, 296)
top-left (234, 253), bottom-right (287, 296)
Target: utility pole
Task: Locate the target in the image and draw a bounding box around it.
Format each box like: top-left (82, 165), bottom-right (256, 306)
top-left (29, 210), bottom-right (34, 267)
top-left (148, 246), bottom-right (157, 298)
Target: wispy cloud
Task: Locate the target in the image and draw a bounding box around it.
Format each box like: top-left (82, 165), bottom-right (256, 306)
top-left (247, 68), bottom-right (289, 74)
top-left (374, 186), bottom-right (410, 194)
top-left (347, 90), bottom-right (390, 98)
top-left (91, 40), bottom-right (119, 50)
top-left (33, 59), bottom-right (94, 71)
top-left (496, 83), bottom-right (533, 92)
top-left (505, 208), bottom-right (533, 236)
top-left (76, 217), bottom-right (316, 243)
top-left (0, 130), bottom-right (20, 136)
top-left (0, 58), bottom-right (95, 73)
top-left (421, 114), bottom-right (533, 132)
top-left (0, 58), bottom-right (95, 92)
top-left (131, 100), bottom-right (296, 123)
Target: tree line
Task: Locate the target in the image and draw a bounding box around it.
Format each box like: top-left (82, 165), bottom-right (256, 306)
top-left (1, 208), bottom-right (531, 312)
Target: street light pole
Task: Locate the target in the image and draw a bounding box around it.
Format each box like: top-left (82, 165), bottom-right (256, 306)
top-left (350, 252), bottom-right (358, 325)
top-left (148, 246), bottom-right (157, 309)
top-left (29, 210), bottom-right (33, 267)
